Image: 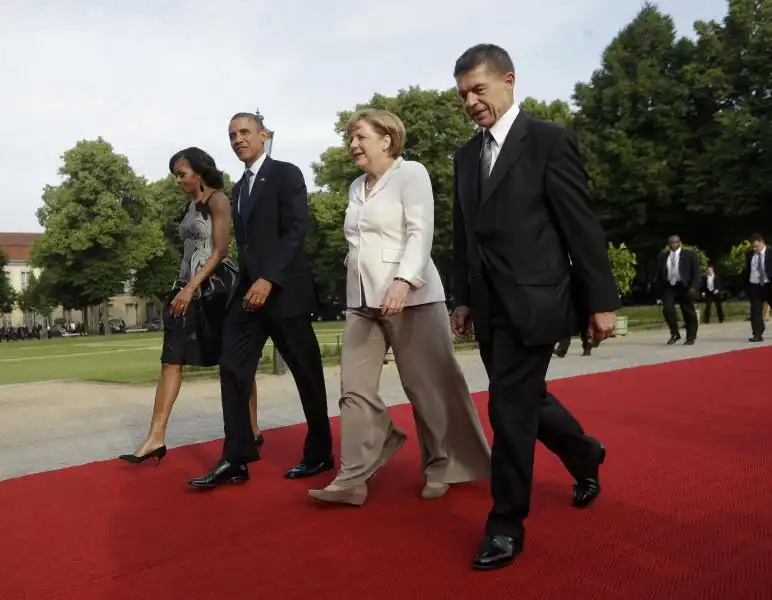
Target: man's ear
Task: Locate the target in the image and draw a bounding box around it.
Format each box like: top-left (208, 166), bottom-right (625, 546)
top-left (259, 129), bottom-right (273, 143)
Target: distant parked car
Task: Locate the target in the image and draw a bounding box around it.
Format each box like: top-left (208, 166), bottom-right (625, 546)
top-left (144, 318), bottom-right (163, 332)
top-left (108, 319), bottom-right (126, 334)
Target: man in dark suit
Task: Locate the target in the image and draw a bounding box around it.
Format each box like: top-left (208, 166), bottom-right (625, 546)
top-left (655, 235), bottom-right (701, 345)
top-left (450, 44), bottom-right (620, 571)
top-left (189, 111), bottom-right (333, 489)
top-left (701, 265), bottom-right (725, 324)
top-left (743, 233), bottom-right (772, 342)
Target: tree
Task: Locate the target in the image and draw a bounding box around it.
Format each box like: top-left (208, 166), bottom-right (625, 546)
top-left (607, 243), bottom-right (638, 296)
top-left (309, 87), bottom-right (475, 297)
top-left (572, 4), bottom-right (695, 262)
top-left (681, 0), bottom-right (772, 246)
top-left (520, 97), bottom-right (574, 126)
top-left (0, 249), bottom-right (16, 314)
top-left (15, 271), bottom-right (58, 323)
top-left (30, 138), bottom-right (165, 331)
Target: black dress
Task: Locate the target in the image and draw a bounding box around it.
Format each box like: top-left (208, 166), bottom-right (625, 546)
top-left (160, 197), bottom-right (238, 366)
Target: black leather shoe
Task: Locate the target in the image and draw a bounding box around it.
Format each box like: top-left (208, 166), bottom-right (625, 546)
top-left (472, 535), bottom-right (523, 571)
top-left (285, 456), bottom-right (334, 479)
top-left (666, 334), bottom-right (681, 345)
top-left (684, 338), bottom-right (696, 345)
top-left (188, 460), bottom-right (248, 490)
top-left (749, 335), bottom-right (764, 343)
top-left (573, 442), bottom-right (606, 508)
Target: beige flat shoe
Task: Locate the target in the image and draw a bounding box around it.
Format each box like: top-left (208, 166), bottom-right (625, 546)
top-left (421, 482), bottom-right (450, 500)
top-left (308, 484), bottom-right (368, 506)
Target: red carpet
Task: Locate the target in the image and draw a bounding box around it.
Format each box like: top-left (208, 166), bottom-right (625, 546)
top-left (1, 348), bottom-right (771, 600)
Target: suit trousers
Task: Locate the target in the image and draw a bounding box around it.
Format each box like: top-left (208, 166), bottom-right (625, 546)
top-left (747, 283), bottom-right (772, 338)
top-left (661, 283), bottom-right (698, 339)
top-left (219, 297), bottom-right (332, 465)
top-left (478, 325), bottom-right (599, 540)
top-left (332, 301), bottom-right (491, 487)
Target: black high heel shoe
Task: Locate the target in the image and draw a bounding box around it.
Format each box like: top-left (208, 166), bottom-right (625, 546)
top-left (255, 434), bottom-right (264, 460)
top-left (118, 445), bottom-right (167, 466)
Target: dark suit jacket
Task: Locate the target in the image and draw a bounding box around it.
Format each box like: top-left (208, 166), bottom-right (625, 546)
top-left (452, 111), bottom-right (620, 346)
top-left (232, 156), bottom-right (317, 319)
top-left (655, 249), bottom-right (701, 292)
top-left (742, 249), bottom-right (772, 287)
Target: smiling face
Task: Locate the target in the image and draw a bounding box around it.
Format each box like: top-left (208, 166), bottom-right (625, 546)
top-left (228, 116), bottom-right (267, 166)
top-left (348, 119), bottom-right (391, 173)
top-left (171, 158), bottom-right (200, 194)
top-left (456, 63), bottom-right (515, 129)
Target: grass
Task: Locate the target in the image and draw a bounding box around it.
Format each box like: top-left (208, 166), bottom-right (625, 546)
top-left (0, 302), bottom-right (750, 386)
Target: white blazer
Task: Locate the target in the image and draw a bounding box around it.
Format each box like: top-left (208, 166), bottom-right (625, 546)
top-left (343, 158), bottom-right (446, 309)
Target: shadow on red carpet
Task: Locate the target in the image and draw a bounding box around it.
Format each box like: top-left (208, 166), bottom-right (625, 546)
top-left (1, 348), bottom-right (771, 599)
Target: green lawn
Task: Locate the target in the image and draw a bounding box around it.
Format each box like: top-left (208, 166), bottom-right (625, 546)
top-left (0, 302), bottom-right (749, 386)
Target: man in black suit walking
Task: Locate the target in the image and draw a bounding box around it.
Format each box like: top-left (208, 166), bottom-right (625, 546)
top-left (655, 235), bottom-right (701, 345)
top-left (189, 111), bottom-right (333, 489)
top-left (450, 44), bottom-right (620, 571)
top-left (743, 233), bottom-right (772, 343)
top-left (701, 265), bottom-right (725, 324)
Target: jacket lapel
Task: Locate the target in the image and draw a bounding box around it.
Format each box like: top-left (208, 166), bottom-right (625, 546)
top-left (240, 156), bottom-right (273, 226)
top-left (480, 112), bottom-right (530, 208)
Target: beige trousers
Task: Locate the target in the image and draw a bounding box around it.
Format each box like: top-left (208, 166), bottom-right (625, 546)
top-left (332, 301), bottom-right (491, 487)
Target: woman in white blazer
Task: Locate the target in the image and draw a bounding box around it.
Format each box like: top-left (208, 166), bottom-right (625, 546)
top-left (309, 109), bottom-right (490, 506)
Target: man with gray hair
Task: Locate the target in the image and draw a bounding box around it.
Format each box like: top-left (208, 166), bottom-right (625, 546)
top-left (451, 44), bottom-right (620, 570)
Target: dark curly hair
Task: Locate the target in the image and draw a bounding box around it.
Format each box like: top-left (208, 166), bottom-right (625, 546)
top-left (168, 147), bottom-right (224, 190)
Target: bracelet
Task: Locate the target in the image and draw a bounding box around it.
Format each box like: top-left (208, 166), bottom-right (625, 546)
top-left (394, 277), bottom-right (412, 288)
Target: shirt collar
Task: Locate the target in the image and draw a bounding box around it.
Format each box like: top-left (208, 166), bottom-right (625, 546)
top-left (246, 152), bottom-right (267, 177)
top-left (486, 101), bottom-right (519, 147)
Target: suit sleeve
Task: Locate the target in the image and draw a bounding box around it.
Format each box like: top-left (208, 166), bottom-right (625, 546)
top-left (544, 128), bottom-right (621, 314)
top-left (262, 163), bottom-right (308, 287)
top-left (395, 163), bottom-right (434, 287)
top-left (452, 152), bottom-right (471, 306)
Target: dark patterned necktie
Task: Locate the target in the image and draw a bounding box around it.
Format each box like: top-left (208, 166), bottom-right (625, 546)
top-left (238, 169), bottom-right (253, 215)
top-left (480, 131), bottom-right (494, 181)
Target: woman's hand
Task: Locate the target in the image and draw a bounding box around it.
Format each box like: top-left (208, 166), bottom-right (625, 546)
top-left (170, 286), bottom-right (195, 316)
top-left (380, 279), bottom-right (411, 316)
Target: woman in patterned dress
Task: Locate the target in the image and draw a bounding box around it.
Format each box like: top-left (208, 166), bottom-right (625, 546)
top-left (120, 148), bottom-right (261, 465)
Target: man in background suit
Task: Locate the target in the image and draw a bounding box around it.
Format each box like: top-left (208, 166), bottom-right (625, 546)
top-left (655, 235), bottom-right (701, 345)
top-left (701, 265), bottom-right (725, 324)
top-left (743, 233), bottom-right (772, 343)
top-left (189, 111), bottom-right (333, 489)
top-left (451, 44), bottom-right (620, 571)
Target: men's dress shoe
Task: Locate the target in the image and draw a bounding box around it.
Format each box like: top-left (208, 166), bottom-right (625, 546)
top-left (684, 339), bottom-right (696, 346)
top-left (188, 460), bottom-right (248, 490)
top-left (666, 334), bottom-right (681, 345)
top-left (573, 442), bottom-right (606, 508)
top-left (255, 434), bottom-right (264, 460)
top-left (749, 336), bottom-right (764, 343)
top-left (472, 535), bottom-right (523, 571)
top-left (285, 456), bottom-right (334, 479)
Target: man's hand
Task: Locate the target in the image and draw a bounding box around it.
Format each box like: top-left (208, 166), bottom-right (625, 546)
top-left (586, 312), bottom-right (616, 344)
top-left (451, 305), bottom-right (474, 340)
top-left (380, 280), bottom-right (411, 316)
top-left (243, 279), bottom-right (273, 311)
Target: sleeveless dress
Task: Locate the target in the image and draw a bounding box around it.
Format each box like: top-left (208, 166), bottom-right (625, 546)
top-left (160, 196), bottom-right (238, 366)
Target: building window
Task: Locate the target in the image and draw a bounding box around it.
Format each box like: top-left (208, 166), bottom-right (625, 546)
top-left (21, 271), bottom-right (29, 291)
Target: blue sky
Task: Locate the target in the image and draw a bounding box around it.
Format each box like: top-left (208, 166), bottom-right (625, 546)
top-left (1, 0), bottom-right (727, 232)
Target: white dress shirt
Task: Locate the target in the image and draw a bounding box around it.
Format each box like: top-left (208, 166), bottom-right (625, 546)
top-left (667, 248), bottom-right (682, 285)
top-left (482, 102), bottom-right (520, 175)
top-left (750, 247), bottom-right (768, 285)
top-left (238, 152), bottom-right (268, 213)
top-left (343, 158), bottom-right (445, 309)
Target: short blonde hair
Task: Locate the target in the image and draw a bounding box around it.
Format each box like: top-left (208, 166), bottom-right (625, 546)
top-left (345, 108), bottom-right (406, 158)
